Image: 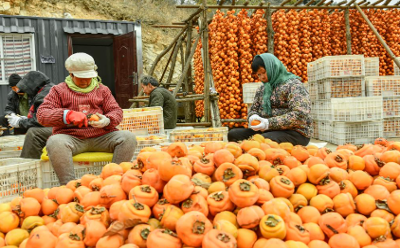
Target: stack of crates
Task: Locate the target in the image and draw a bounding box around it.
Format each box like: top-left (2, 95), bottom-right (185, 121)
top-left (365, 76), bottom-right (400, 138)
top-left (119, 107), bottom-right (167, 160)
top-left (308, 55), bottom-right (383, 145)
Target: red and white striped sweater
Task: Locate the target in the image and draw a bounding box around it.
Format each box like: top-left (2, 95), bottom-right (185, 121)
top-left (37, 82), bottom-right (123, 139)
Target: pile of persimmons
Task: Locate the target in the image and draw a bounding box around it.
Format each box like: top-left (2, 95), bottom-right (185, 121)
top-left (2, 135), bottom-right (400, 248)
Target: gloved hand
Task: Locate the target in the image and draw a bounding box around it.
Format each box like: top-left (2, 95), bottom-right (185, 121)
top-left (251, 117), bottom-right (269, 131)
top-left (249, 114), bottom-right (262, 124)
top-left (20, 116), bottom-right (28, 120)
top-left (6, 114), bottom-right (21, 128)
top-left (66, 111), bottom-right (88, 128)
top-left (89, 113), bottom-right (110, 128)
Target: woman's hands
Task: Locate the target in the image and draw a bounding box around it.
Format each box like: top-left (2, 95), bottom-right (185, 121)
top-left (249, 114), bottom-right (269, 131)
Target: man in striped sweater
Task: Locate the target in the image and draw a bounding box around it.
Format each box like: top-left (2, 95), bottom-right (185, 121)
top-left (37, 53), bottom-right (136, 185)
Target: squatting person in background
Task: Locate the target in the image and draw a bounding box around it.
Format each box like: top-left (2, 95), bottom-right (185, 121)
top-left (228, 53), bottom-right (312, 146)
top-left (37, 52), bottom-right (136, 185)
top-left (141, 75), bottom-right (178, 129)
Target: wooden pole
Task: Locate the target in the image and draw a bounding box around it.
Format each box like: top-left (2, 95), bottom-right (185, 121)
top-left (149, 25), bottom-right (188, 76)
top-left (372, 0), bottom-right (384, 5)
top-left (355, 4), bottom-right (400, 70)
top-left (159, 42), bottom-right (177, 83)
top-left (165, 36), bottom-right (184, 89)
top-left (185, 21), bottom-right (196, 123)
top-left (172, 34), bottom-right (200, 97)
top-left (176, 4), bottom-right (400, 9)
top-left (345, 8), bottom-right (352, 55)
top-left (200, 1), bottom-right (211, 123)
top-left (177, 122), bottom-right (212, 127)
top-left (266, 3), bottom-right (274, 54)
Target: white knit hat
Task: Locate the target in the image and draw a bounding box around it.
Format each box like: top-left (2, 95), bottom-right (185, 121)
top-left (65, 52), bottom-right (98, 78)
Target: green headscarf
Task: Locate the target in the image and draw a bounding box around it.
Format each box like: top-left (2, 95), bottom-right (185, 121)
top-left (65, 75), bottom-right (101, 93)
top-left (255, 53), bottom-right (299, 116)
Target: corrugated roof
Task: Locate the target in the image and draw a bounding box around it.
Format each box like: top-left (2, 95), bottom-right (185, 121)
top-left (0, 16), bottom-right (35, 33)
top-left (62, 19), bottom-right (124, 35)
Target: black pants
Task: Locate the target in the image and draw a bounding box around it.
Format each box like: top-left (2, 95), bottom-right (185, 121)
top-left (20, 127), bottom-right (53, 159)
top-left (228, 128), bottom-right (310, 146)
top-left (0, 115), bottom-right (27, 136)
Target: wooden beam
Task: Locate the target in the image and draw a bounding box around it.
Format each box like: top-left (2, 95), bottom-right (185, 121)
top-left (152, 25), bottom-right (190, 28)
top-left (372, 0), bottom-right (384, 5)
top-left (280, 0), bottom-right (292, 6)
top-left (306, 0), bottom-right (317, 6)
top-left (383, 0), bottom-right (391, 5)
top-left (176, 122), bottom-right (212, 127)
top-left (221, 119), bottom-right (247, 122)
top-left (159, 42), bottom-right (177, 83)
top-left (172, 33), bottom-right (200, 96)
top-left (266, 2), bottom-right (274, 54)
top-left (200, 0), bottom-right (211, 123)
top-left (355, 4), bottom-right (400, 71)
top-left (357, 0), bottom-right (367, 5)
top-left (360, 1), bottom-right (370, 6)
top-left (165, 36), bottom-right (184, 88)
top-left (347, 0), bottom-right (357, 6)
top-left (229, 0), bottom-right (236, 10)
top-left (176, 4), bottom-right (400, 9)
top-left (149, 25), bottom-right (188, 76)
top-left (294, 0), bottom-right (305, 6)
top-left (337, 0), bottom-right (348, 5)
top-left (395, 0), bottom-right (400, 5)
top-left (317, 0), bottom-right (327, 6)
top-left (345, 8), bottom-right (352, 54)
top-left (183, 8), bottom-right (203, 23)
top-left (324, 0), bottom-right (334, 6)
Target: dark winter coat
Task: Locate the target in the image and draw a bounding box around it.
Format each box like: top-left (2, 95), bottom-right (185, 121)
top-left (4, 91), bottom-right (32, 116)
top-left (148, 87), bottom-right (177, 129)
top-left (15, 71), bottom-right (54, 130)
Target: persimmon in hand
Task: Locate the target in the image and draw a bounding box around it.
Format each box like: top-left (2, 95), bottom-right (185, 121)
top-left (251, 120), bottom-right (261, 126)
top-left (87, 114), bottom-right (100, 122)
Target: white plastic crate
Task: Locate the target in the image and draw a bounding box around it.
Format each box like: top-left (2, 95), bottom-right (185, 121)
top-left (312, 120), bottom-right (319, 139)
top-left (133, 135), bottom-right (168, 160)
top-left (307, 61), bottom-right (316, 82)
top-left (383, 118), bottom-right (400, 138)
top-left (118, 107), bottom-right (164, 135)
top-left (165, 127), bottom-right (194, 140)
top-left (243, 83), bottom-right (262, 104)
top-left (41, 153), bottom-right (113, 188)
top-left (383, 96), bottom-right (400, 118)
top-left (169, 127), bottom-right (228, 143)
top-left (0, 158), bottom-right (42, 203)
top-left (365, 57), bottom-right (380, 77)
top-left (314, 55), bottom-right (365, 80)
top-left (247, 104), bottom-right (252, 115)
top-left (0, 150), bottom-right (22, 159)
top-left (314, 97), bottom-right (383, 122)
top-left (318, 121), bottom-right (331, 143)
top-left (394, 58), bottom-right (400, 76)
top-left (365, 76), bottom-right (400, 97)
top-left (330, 121), bottom-right (383, 145)
top-left (0, 135), bottom-right (25, 151)
top-left (308, 82), bottom-right (317, 101)
top-left (316, 77), bottom-right (365, 100)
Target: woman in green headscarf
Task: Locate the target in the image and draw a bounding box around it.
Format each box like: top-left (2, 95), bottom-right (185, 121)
top-left (228, 53), bottom-right (313, 146)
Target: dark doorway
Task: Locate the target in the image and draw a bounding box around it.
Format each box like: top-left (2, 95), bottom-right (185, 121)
top-left (68, 32), bottom-right (138, 109)
top-left (114, 31), bottom-right (138, 109)
top-left (70, 36), bottom-right (116, 96)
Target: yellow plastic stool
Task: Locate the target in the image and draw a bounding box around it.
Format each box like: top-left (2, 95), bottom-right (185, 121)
top-left (41, 147), bottom-right (113, 162)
